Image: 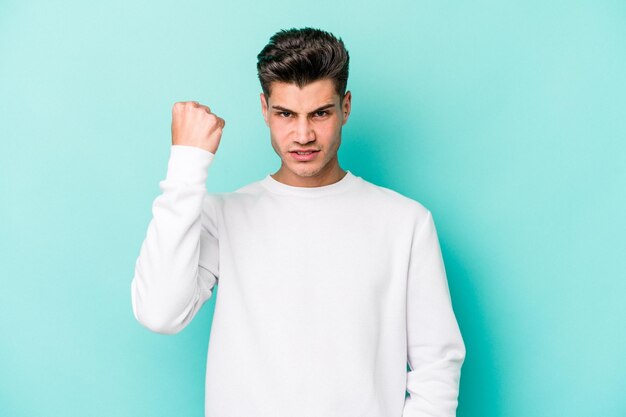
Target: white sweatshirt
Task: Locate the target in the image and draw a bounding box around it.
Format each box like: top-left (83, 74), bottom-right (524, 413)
top-left (131, 145), bottom-right (466, 417)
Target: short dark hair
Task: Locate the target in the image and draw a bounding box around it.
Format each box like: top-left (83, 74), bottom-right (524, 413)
top-left (256, 27), bottom-right (350, 102)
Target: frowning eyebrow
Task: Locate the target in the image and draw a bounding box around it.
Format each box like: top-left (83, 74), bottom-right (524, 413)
top-left (271, 103), bottom-right (335, 115)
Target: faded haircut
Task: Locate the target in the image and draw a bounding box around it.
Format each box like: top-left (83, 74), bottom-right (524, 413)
top-left (256, 27), bottom-right (350, 103)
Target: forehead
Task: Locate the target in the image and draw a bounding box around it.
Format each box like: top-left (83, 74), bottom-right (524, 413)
top-left (268, 79), bottom-right (339, 110)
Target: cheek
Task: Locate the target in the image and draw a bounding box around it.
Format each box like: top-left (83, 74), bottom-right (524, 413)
top-left (269, 123), bottom-right (287, 140)
top-left (317, 122), bottom-right (341, 142)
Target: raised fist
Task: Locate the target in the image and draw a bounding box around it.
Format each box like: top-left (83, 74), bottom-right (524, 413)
top-left (171, 101), bottom-right (225, 154)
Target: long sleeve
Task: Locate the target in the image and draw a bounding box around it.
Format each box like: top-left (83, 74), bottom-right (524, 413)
top-left (403, 210), bottom-right (466, 416)
top-left (130, 145), bottom-right (220, 335)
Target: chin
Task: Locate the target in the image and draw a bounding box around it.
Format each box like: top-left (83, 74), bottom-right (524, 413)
top-left (290, 166), bottom-right (322, 178)
top-left (284, 161), bottom-right (324, 178)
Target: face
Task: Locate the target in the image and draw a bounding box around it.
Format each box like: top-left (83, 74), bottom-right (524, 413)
top-left (260, 78), bottom-right (352, 187)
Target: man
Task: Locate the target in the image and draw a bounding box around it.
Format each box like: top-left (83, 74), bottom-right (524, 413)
top-left (131, 27), bottom-right (466, 417)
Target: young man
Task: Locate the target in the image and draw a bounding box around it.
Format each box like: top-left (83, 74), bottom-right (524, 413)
top-left (131, 27), bottom-right (466, 417)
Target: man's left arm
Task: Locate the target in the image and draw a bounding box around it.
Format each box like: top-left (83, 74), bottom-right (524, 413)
top-left (403, 210), bottom-right (466, 417)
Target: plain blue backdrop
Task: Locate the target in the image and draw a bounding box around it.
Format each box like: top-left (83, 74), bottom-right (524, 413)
top-left (1, 1), bottom-right (625, 416)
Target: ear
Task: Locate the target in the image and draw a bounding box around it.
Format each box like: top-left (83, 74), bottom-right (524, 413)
top-left (341, 90), bottom-right (352, 126)
top-left (260, 93), bottom-right (269, 126)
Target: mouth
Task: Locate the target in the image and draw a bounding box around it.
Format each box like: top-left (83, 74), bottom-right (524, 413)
top-left (289, 150), bottom-right (320, 161)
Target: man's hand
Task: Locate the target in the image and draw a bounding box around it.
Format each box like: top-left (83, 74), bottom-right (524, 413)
top-left (171, 101), bottom-right (225, 154)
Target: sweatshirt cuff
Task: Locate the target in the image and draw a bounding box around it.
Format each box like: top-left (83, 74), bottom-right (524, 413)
top-left (165, 145), bottom-right (215, 184)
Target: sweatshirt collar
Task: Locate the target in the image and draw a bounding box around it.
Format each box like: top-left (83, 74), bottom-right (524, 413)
top-left (260, 171), bottom-right (358, 197)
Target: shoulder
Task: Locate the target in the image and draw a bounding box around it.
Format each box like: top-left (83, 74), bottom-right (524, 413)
top-left (203, 178), bottom-right (266, 207)
top-left (357, 176), bottom-right (431, 220)
top-left (232, 180), bottom-right (265, 195)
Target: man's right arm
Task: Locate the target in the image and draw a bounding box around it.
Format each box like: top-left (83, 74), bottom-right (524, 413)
top-left (130, 102), bottom-right (225, 334)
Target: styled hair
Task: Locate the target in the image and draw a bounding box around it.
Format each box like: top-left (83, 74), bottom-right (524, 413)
top-left (256, 27), bottom-right (350, 102)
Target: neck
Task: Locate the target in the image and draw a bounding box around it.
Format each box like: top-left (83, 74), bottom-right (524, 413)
top-left (271, 160), bottom-right (347, 188)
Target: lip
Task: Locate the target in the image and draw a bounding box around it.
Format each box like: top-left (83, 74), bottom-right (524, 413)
top-left (289, 150), bottom-right (319, 162)
top-left (290, 148), bottom-right (319, 152)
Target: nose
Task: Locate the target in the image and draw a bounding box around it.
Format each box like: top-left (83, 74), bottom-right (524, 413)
top-left (294, 117), bottom-right (315, 144)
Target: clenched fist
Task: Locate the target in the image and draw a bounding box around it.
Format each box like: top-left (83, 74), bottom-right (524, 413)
top-left (171, 101), bottom-right (225, 154)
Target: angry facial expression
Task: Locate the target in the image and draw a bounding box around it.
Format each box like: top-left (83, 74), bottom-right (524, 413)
top-left (261, 78), bottom-right (352, 187)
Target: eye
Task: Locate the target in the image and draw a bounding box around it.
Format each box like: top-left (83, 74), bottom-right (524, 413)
top-left (314, 110), bottom-right (328, 117)
top-left (278, 111), bottom-right (292, 118)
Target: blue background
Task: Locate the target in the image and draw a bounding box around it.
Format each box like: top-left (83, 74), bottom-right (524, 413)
top-left (1, 1), bottom-right (625, 416)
